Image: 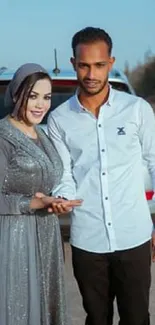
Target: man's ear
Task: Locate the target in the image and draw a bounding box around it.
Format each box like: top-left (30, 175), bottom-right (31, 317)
top-left (108, 56), bottom-right (115, 72)
top-left (70, 57), bottom-right (76, 71)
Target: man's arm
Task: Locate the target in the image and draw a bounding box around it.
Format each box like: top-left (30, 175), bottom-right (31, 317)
top-left (139, 99), bottom-right (155, 261)
top-left (47, 113), bottom-right (77, 199)
top-left (139, 98), bottom-right (155, 191)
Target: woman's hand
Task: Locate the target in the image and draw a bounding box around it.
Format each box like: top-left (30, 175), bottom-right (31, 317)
top-left (41, 196), bottom-right (82, 214)
top-left (33, 192), bottom-right (83, 214)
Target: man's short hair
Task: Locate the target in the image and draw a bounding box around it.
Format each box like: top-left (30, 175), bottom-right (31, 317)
top-left (72, 27), bottom-right (113, 57)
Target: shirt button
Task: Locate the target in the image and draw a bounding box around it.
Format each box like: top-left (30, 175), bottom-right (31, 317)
top-left (108, 222), bottom-right (111, 226)
top-left (101, 149), bottom-right (105, 152)
top-left (98, 124), bottom-right (102, 127)
top-left (105, 197), bottom-right (108, 200)
top-left (102, 172), bottom-right (106, 175)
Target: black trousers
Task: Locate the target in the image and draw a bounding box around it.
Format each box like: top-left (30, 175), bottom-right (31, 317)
top-left (71, 241), bottom-right (151, 325)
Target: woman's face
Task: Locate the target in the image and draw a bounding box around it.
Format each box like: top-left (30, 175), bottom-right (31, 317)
top-left (26, 78), bottom-right (52, 125)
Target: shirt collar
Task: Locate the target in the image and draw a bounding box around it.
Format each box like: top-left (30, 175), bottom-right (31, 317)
top-left (73, 84), bottom-right (114, 112)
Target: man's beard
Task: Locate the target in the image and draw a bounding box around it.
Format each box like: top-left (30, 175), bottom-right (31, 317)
top-left (78, 78), bottom-right (108, 96)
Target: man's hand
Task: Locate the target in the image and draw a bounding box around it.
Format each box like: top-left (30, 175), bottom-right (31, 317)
top-left (35, 192), bottom-right (83, 214)
top-left (152, 229), bottom-right (155, 262)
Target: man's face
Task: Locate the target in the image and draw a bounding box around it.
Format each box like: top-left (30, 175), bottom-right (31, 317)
top-left (71, 41), bottom-right (115, 95)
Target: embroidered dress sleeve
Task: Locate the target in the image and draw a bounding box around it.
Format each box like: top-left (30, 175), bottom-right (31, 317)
top-left (139, 98), bottom-right (155, 191)
top-left (47, 114), bottom-right (76, 200)
top-left (0, 138), bottom-right (35, 215)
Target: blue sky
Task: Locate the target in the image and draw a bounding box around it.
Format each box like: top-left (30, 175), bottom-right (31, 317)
top-left (1, 0), bottom-right (155, 72)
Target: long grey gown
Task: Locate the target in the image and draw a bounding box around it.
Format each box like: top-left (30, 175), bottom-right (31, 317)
top-left (0, 117), bottom-right (68, 325)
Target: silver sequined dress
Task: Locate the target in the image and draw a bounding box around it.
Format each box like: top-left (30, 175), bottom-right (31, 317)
top-left (0, 117), bottom-right (68, 325)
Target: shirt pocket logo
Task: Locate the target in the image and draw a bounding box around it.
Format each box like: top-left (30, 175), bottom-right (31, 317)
top-left (117, 127), bottom-right (126, 135)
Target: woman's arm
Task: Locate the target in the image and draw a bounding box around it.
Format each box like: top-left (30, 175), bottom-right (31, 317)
top-left (0, 138), bottom-right (82, 215)
top-left (0, 138), bottom-right (51, 214)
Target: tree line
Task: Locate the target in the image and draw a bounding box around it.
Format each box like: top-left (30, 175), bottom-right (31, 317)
top-left (124, 52), bottom-right (155, 110)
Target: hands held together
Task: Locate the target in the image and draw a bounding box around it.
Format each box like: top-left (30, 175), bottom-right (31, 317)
top-left (30, 192), bottom-right (82, 215)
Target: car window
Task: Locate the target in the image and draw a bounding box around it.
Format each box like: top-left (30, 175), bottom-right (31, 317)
top-left (0, 83), bottom-right (12, 118)
top-left (109, 81), bottom-right (131, 93)
top-left (0, 79), bottom-right (132, 122)
top-left (41, 81), bottom-right (132, 124)
top-left (41, 83), bottom-right (77, 124)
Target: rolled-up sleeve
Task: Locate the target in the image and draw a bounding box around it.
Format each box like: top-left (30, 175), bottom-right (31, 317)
top-left (47, 113), bottom-right (76, 199)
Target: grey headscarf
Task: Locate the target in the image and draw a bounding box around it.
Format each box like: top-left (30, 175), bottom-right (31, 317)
top-left (4, 63), bottom-right (49, 117)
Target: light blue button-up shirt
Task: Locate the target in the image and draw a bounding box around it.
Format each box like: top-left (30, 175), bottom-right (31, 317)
top-left (48, 88), bottom-right (155, 253)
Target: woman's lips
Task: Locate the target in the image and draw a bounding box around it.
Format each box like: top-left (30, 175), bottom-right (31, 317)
top-left (30, 111), bottom-right (44, 117)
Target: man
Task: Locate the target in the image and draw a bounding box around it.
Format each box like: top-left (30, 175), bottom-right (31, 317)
top-left (48, 27), bottom-right (155, 325)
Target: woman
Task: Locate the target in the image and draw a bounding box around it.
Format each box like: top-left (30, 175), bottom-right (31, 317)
top-left (0, 63), bottom-right (82, 325)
